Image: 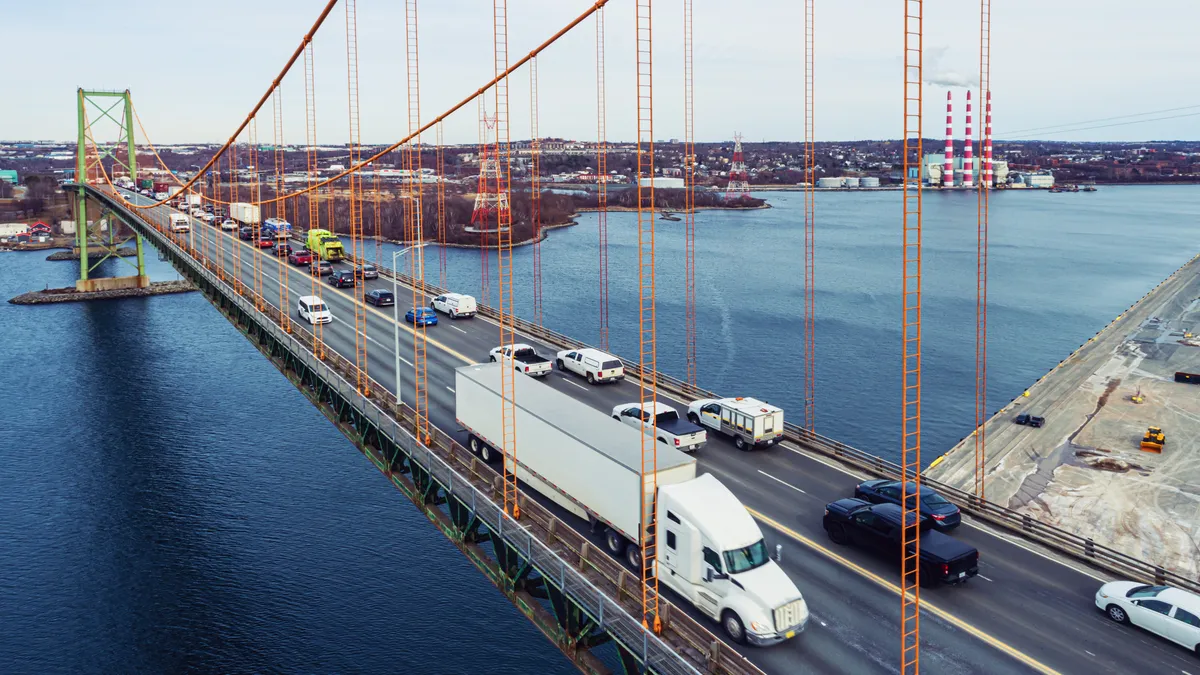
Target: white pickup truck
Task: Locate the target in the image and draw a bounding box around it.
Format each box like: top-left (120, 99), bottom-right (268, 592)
top-left (612, 402), bottom-right (707, 452)
top-left (555, 347), bottom-right (625, 384)
top-left (488, 343), bottom-right (552, 377)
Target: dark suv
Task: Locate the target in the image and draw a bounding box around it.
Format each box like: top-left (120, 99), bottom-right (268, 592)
top-left (1014, 413), bottom-right (1045, 428)
top-left (328, 269), bottom-right (356, 288)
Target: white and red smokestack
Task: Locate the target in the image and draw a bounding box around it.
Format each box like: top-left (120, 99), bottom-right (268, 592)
top-left (963, 90), bottom-right (974, 188)
top-left (943, 91), bottom-right (954, 187)
top-left (983, 90), bottom-right (993, 187)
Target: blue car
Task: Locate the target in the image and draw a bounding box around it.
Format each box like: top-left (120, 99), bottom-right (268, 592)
top-left (405, 307), bottom-right (438, 326)
top-left (853, 479), bottom-right (961, 530)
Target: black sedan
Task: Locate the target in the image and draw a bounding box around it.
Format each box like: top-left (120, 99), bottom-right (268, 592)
top-left (853, 479), bottom-right (961, 530)
top-left (365, 289), bottom-right (395, 307)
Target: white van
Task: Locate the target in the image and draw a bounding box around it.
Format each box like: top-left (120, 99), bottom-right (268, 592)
top-left (555, 347), bottom-right (625, 384)
top-left (297, 295), bottom-right (332, 325)
top-left (430, 292), bottom-right (477, 319)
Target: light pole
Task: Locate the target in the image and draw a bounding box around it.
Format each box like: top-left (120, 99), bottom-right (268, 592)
top-left (392, 243), bottom-right (428, 408)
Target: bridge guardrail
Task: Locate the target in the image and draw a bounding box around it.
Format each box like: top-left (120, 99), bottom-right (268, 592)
top-left (96, 187), bottom-right (762, 675)
top-left (367, 256), bottom-right (1200, 596)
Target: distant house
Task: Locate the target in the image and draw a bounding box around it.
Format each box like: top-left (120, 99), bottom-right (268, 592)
top-left (0, 169), bottom-right (17, 184)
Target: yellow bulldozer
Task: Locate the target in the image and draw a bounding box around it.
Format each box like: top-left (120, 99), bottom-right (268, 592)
top-left (1140, 426), bottom-right (1165, 452)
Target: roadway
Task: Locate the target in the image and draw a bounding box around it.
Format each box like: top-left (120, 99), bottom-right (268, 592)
top-left (114, 187), bottom-right (1200, 674)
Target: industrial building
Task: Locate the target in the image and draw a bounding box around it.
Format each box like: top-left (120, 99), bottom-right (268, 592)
top-left (923, 155), bottom-right (1010, 187)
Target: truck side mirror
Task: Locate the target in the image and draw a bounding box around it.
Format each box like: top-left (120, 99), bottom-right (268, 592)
top-left (704, 568), bottom-right (714, 583)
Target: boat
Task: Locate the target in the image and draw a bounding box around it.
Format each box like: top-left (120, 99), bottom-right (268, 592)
top-left (1082, 185), bottom-right (1097, 192)
top-left (660, 211), bottom-right (681, 221)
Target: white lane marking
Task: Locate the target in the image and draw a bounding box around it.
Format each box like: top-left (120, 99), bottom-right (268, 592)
top-left (561, 377), bottom-right (589, 391)
top-left (757, 469), bottom-right (807, 495)
top-left (978, 574), bottom-right (994, 582)
top-left (1084, 650), bottom-right (1095, 657)
top-left (453, 326), bottom-right (468, 334)
top-left (446, 386), bottom-right (455, 393)
top-left (961, 518), bottom-right (1110, 583)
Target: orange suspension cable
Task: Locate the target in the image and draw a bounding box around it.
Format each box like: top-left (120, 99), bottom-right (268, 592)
top-left (530, 56), bottom-right (543, 328)
top-left (974, 0), bottom-right (991, 501)
top-left (477, 97), bottom-right (492, 304)
top-left (494, 0), bottom-right (519, 520)
top-left (250, 118), bottom-right (265, 311)
top-left (635, 0), bottom-right (660, 635)
top-left (406, 0), bottom-right (431, 444)
top-left (682, 0), bottom-right (696, 387)
top-left (803, 0), bottom-right (816, 430)
top-left (120, 1), bottom-right (613, 213)
top-left (345, 0), bottom-right (370, 396)
top-left (436, 121), bottom-right (447, 289)
top-left (595, 6), bottom-right (610, 351)
top-left (900, 1), bottom-right (924, 672)
top-left (272, 86), bottom-right (292, 334)
top-left (304, 38), bottom-right (326, 359)
top-left (230, 139), bottom-right (243, 295)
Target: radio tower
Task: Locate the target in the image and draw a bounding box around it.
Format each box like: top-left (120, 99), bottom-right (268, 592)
top-left (724, 132), bottom-right (750, 201)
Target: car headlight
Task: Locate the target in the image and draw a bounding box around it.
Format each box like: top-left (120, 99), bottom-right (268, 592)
top-left (749, 621), bottom-right (767, 633)
top-left (1097, 590), bottom-right (1108, 598)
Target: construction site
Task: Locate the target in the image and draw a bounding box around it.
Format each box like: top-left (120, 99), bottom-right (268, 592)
top-left (930, 252), bottom-right (1200, 577)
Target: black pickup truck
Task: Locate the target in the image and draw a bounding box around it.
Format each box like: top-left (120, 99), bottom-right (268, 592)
top-left (823, 498), bottom-right (979, 587)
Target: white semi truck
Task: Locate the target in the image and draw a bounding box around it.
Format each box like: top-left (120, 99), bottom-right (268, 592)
top-left (228, 202), bottom-right (261, 226)
top-left (454, 363), bottom-right (809, 645)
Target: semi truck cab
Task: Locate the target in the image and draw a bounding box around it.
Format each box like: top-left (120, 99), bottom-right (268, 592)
top-left (657, 473), bottom-right (809, 645)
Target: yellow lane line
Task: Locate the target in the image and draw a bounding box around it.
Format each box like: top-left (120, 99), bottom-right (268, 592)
top-left (746, 508), bottom-right (1062, 675)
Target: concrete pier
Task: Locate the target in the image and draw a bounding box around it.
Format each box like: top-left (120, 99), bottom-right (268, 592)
top-left (929, 253), bottom-right (1200, 577)
top-left (10, 280), bottom-right (194, 305)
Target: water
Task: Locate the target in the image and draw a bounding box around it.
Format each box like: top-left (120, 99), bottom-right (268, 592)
top-left (3, 185), bottom-right (1197, 672)
top-left (0, 253), bottom-right (573, 674)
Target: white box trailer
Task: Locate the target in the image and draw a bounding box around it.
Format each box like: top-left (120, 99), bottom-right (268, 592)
top-left (456, 363), bottom-right (696, 543)
top-left (228, 202), bottom-right (260, 225)
top-left (455, 363), bottom-right (809, 646)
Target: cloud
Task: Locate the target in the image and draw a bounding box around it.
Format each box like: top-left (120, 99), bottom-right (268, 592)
top-left (923, 46), bottom-right (979, 89)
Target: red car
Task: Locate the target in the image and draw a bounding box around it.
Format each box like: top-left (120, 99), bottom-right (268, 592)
top-left (257, 237), bottom-right (275, 248)
top-left (288, 249), bottom-right (313, 266)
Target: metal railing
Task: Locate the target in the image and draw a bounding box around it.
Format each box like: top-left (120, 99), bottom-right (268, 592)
top-left (365, 256), bottom-right (1200, 596)
top-left (89, 185), bottom-right (763, 675)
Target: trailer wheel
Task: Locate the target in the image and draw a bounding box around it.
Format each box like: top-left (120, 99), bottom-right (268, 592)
top-left (605, 529), bottom-right (627, 556)
top-left (626, 546), bottom-right (642, 569)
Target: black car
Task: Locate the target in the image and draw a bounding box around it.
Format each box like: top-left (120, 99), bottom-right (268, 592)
top-left (274, 243), bottom-right (293, 257)
top-left (328, 269), bottom-right (356, 288)
top-left (239, 226), bottom-right (254, 241)
top-left (823, 499), bottom-right (979, 587)
top-left (853, 479), bottom-right (961, 530)
top-left (1015, 413), bottom-right (1045, 428)
top-left (365, 289), bottom-right (395, 307)
top-left (309, 259), bottom-right (333, 276)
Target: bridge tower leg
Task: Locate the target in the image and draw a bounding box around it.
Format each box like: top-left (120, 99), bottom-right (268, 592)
top-left (75, 88), bottom-right (149, 292)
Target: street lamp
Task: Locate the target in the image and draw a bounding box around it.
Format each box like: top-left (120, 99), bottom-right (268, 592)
top-left (392, 242), bottom-right (428, 408)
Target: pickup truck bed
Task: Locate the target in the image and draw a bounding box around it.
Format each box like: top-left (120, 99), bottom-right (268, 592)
top-left (491, 345), bottom-right (551, 377)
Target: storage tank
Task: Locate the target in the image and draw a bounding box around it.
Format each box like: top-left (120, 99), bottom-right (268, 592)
top-left (843, 177), bottom-right (860, 188)
top-left (860, 177), bottom-right (880, 188)
top-left (817, 177), bottom-right (843, 188)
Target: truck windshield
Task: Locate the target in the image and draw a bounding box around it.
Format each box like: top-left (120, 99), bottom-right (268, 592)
top-left (723, 539), bottom-right (770, 574)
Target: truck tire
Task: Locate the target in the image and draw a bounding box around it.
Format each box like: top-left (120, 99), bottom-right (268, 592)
top-left (587, 373), bottom-right (596, 384)
top-left (489, 355), bottom-right (496, 362)
top-left (735, 436), bottom-right (748, 451)
top-left (721, 610), bottom-right (747, 645)
top-left (687, 412), bottom-right (699, 424)
top-left (556, 359), bottom-right (565, 370)
top-left (605, 529), bottom-right (627, 556)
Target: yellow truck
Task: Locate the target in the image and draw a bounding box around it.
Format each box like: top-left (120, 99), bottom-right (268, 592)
top-left (306, 229), bottom-right (345, 261)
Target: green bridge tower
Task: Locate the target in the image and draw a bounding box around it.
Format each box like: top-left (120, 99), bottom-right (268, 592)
top-left (74, 88), bottom-right (149, 292)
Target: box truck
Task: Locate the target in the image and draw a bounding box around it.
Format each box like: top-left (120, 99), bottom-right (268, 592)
top-left (228, 202), bottom-right (261, 225)
top-left (454, 363), bottom-right (809, 645)
top-left (169, 213), bottom-right (190, 233)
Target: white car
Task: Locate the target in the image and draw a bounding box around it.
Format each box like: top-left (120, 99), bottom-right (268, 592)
top-left (220, 219), bottom-right (238, 231)
top-left (555, 347), bottom-right (624, 384)
top-left (430, 292), bottom-right (477, 319)
top-left (297, 295), bottom-right (332, 325)
top-left (200, 212), bottom-right (216, 224)
top-left (1096, 581), bottom-right (1200, 654)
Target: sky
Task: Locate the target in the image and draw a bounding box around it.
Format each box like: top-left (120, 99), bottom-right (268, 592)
top-left (2, 0), bottom-right (1198, 145)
